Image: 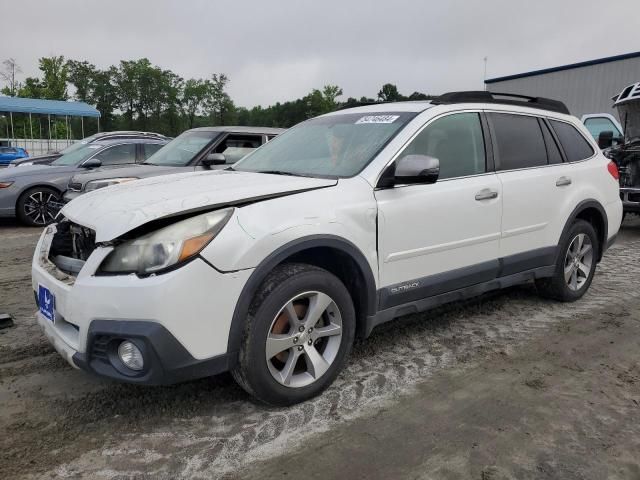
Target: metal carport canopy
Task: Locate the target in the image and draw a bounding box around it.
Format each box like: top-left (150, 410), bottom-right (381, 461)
top-left (0, 96), bottom-right (100, 117)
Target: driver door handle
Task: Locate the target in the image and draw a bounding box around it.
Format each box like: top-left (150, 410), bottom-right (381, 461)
top-left (556, 176), bottom-right (572, 187)
top-left (475, 189), bottom-right (499, 201)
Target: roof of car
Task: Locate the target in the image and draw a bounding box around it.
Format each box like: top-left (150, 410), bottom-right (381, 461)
top-left (188, 126), bottom-right (286, 134)
top-left (326, 102), bottom-right (434, 115)
top-left (93, 131), bottom-right (169, 139)
top-left (89, 137), bottom-right (170, 147)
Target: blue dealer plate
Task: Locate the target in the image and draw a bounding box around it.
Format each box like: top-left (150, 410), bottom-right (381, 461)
top-left (38, 284), bottom-right (56, 323)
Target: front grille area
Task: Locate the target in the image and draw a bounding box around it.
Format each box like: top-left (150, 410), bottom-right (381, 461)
top-left (91, 335), bottom-right (111, 363)
top-left (48, 219), bottom-right (97, 275)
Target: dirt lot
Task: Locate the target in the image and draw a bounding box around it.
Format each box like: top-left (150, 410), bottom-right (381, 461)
top-left (1, 217), bottom-right (639, 479)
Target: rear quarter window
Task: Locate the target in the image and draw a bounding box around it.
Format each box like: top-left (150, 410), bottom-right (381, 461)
top-left (550, 120), bottom-right (594, 162)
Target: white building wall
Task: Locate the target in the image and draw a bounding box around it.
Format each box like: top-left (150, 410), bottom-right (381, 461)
top-left (486, 56), bottom-right (640, 120)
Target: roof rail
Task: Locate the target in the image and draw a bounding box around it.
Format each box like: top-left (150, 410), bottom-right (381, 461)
top-left (431, 91), bottom-right (570, 115)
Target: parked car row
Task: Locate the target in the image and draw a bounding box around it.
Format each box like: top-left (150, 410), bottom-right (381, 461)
top-left (31, 91), bottom-right (622, 406)
top-left (7, 131), bottom-right (170, 168)
top-left (0, 127), bottom-right (283, 226)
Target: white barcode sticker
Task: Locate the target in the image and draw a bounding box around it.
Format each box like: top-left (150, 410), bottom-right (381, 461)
top-left (355, 115), bottom-right (400, 124)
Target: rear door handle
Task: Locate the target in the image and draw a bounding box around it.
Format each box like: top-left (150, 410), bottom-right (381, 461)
top-left (556, 176), bottom-right (572, 187)
top-left (475, 189), bottom-right (499, 201)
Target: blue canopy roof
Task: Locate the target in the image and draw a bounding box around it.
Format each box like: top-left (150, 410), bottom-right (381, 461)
top-left (0, 96), bottom-right (100, 117)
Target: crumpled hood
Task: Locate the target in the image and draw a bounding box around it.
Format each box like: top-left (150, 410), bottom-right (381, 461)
top-left (62, 169), bottom-right (337, 242)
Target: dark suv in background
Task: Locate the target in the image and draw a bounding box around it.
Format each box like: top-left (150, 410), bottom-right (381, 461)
top-left (63, 126), bottom-right (284, 201)
top-left (8, 131), bottom-right (170, 168)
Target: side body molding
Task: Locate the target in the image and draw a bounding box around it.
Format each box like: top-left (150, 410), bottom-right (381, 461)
top-left (225, 235), bottom-right (378, 365)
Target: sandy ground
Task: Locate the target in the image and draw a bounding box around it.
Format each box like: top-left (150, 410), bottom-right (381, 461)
top-left (0, 216), bottom-right (639, 479)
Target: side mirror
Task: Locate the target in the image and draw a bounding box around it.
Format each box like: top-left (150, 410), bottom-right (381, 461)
top-left (202, 153), bottom-right (226, 168)
top-left (598, 131), bottom-right (614, 149)
top-left (81, 158), bottom-right (102, 169)
top-left (379, 154), bottom-right (440, 188)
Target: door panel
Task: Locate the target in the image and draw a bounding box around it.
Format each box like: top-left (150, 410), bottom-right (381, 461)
top-left (376, 175), bottom-right (502, 288)
top-left (497, 164), bottom-right (573, 257)
top-left (376, 111), bottom-right (502, 297)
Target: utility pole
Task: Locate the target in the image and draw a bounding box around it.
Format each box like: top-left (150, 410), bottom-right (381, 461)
top-left (483, 57), bottom-right (488, 91)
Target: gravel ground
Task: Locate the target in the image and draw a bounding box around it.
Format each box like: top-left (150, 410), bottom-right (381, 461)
top-left (1, 217), bottom-right (639, 479)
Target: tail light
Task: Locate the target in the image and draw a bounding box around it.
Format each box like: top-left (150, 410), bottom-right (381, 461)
top-left (607, 161), bottom-right (619, 180)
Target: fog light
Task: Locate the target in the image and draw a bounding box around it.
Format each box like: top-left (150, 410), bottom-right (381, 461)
top-left (118, 341), bottom-right (144, 371)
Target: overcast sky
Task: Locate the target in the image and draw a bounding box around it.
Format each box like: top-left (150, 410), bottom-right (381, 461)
top-left (1, 0), bottom-right (639, 107)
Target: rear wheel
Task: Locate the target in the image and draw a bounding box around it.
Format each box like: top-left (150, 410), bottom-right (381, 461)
top-left (16, 187), bottom-right (61, 227)
top-left (535, 220), bottom-right (599, 301)
top-left (232, 263), bottom-right (355, 406)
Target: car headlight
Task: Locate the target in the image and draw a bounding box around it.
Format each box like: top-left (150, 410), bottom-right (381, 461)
top-left (85, 177), bottom-right (139, 192)
top-left (99, 208), bottom-right (234, 275)
top-left (17, 162), bottom-right (32, 167)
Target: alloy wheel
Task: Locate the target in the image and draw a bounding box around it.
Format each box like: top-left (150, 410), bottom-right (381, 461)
top-left (265, 291), bottom-right (343, 388)
top-left (23, 190), bottom-right (61, 225)
top-left (564, 233), bottom-right (593, 291)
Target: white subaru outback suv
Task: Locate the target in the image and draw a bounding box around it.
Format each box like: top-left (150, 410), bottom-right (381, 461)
top-left (32, 91), bottom-right (622, 406)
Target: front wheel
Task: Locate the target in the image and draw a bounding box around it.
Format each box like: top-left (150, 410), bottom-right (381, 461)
top-left (16, 187), bottom-right (61, 227)
top-left (535, 220), bottom-right (599, 302)
top-left (232, 263), bottom-right (356, 406)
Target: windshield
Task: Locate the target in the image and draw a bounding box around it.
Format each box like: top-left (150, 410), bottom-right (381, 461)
top-left (51, 144), bottom-right (104, 166)
top-left (56, 133), bottom-right (102, 155)
top-left (144, 130), bottom-right (219, 166)
top-left (233, 112), bottom-right (416, 177)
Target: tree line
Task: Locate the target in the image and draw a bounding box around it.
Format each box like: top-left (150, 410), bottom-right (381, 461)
top-left (0, 56), bottom-right (435, 139)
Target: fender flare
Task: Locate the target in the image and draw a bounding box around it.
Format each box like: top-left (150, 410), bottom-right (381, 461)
top-left (558, 199), bottom-right (608, 262)
top-left (225, 234), bottom-right (377, 364)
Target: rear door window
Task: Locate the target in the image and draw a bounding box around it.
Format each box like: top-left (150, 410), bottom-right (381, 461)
top-left (550, 120), bottom-right (595, 162)
top-left (489, 113), bottom-right (547, 170)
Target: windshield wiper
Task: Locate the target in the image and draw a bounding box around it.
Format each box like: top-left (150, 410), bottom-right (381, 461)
top-left (258, 170), bottom-right (311, 177)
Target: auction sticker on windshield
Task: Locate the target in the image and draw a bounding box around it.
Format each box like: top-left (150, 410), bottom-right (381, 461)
top-left (38, 285), bottom-right (55, 323)
top-left (355, 115), bottom-right (400, 124)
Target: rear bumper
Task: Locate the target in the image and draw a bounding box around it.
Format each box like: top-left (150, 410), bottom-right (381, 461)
top-left (620, 188), bottom-right (640, 213)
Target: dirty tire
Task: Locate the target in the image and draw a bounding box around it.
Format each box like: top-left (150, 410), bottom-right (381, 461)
top-left (535, 219), bottom-right (599, 302)
top-left (232, 263), bottom-right (356, 406)
top-left (16, 186), bottom-right (61, 227)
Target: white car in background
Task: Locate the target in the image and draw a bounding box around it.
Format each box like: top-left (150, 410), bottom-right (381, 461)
top-left (32, 91), bottom-right (622, 406)
top-left (581, 113), bottom-right (624, 148)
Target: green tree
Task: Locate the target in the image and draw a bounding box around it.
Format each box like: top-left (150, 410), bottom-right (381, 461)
top-left (17, 77), bottom-right (44, 98)
top-left (39, 56), bottom-right (68, 100)
top-left (207, 74), bottom-right (234, 125)
top-left (66, 60), bottom-right (96, 102)
top-left (377, 83), bottom-right (405, 102)
top-left (182, 78), bottom-right (212, 128)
